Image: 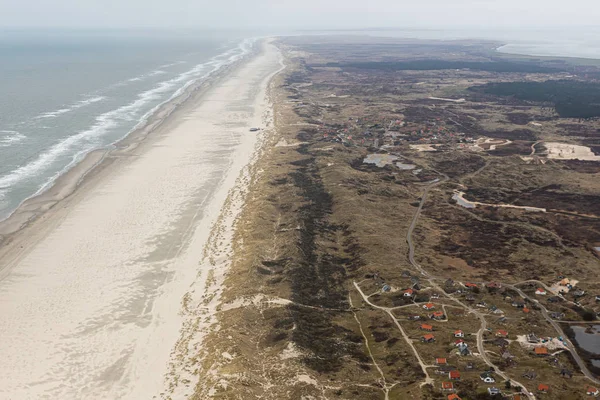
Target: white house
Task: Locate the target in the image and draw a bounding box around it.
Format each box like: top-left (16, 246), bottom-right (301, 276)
top-left (535, 288), bottom-right (547, 295)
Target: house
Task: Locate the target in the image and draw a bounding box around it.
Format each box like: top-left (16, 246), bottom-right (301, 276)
top-left (422, 334), bottom-right (435, 343)
top-left (437, 365), bottom-right (457, 375)
top-left (523, 307), bottom-right (531, 314)
top-left (527, 333), bottom-right (539, 343)
top-left (548, 296), bottom-right (562, 303)
top-left (534, 346), bottom-right (549, 356)
top-left (512, 301), bottom-right (525, 308)
top-left (403, 288), bottom-right (414, 297)
top-left (523, 370), bottom-right (537, 380)
top-left (465, 362), bottom-right (475, 370)
top-left (587, 386), bottom-right (599, 396)
top-left (466, 295), bottom-right (475, 302)
top-left (480, 372), bottom-right (495, 383)
top-left (493, 338), bottom-right (509, 348)
top-left (538, 383), bottom-right (549, 393)
top-left (382, 284), bottom-right (391, 292)
top-left (595, 295), bottom-right (600, 303)
top-left (421, 324), bottom-right (433, 332)
top-left (496, 330), bottom-right (509, 338)
top-left (550, 312), bottom-right (565, 319)
top-left (431, 293), bottom-right (440, 299)
top-left (449, 370), bottom-right (461, 380)
top-left (487, 387), bottom-right (501, 396)
top-left (559, 278), bottom-right (571, 286)
top-left (458, 343), bottom-right (470, 356)
top-left (486, 282), bottom-right (501, 289)
top-left (455, 339), bottom-right (465, 346)
top-left (573, 289), bottom-right (586, 297)
top-left (454, 330), bottom-right (464, 338)
top-left (441, 381), bottom-right (454, 391)
top-left (408, 315), bottom-right (421, 321)
top-left (448, 394), bottom-right (461, 400)
top-left (423, 303), bottom-right (435, 310)
top-left (502, 350), bottom-right (514, 360)
top-left (431, 311), bottom-right (445, 320)
top-left (561, 368), bottom-right (573, 378)
top-left (535, 288), bottom-right (547, 295)
top-left (436, 358), bottom-right (447, 365)
top-left (465, 282), bottom-right (478, 289)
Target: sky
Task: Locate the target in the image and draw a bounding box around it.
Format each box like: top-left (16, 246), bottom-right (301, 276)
top-left (0, 0), bottom-right (599, 30)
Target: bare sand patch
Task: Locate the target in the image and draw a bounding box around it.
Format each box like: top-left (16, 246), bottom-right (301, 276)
top-left (545, 142), bottom-right (600, 161)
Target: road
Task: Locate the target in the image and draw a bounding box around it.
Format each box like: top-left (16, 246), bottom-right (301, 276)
top-left (404, 175), bottom-right (535, 399)
top-left (504, 283), bottom-right (600, 385)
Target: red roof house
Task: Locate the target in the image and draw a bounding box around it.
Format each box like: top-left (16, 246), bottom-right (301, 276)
top-left (421, 324), bottom-right (433, 331)
top-left (448, 394), bottom-right (461, 400)
top-left (423, 302), bottom-right (435, 310)
top-left (496, 330), bottom-right (509, 338)
top-left (449, 370), bottom-right (461, 380)
top-left (431, 311), bottom-right (445, 320)
top-left (436, 358), bottom-right (447, 365)
top-left (422, 334), bottom-right (435, 343)
top-left (535, 346), bottom-right (549, 356)
top-left (441, 381), bottom-right (454, 391)
top-left (454, 330), bottom-right (464, 338)
top-left (538, 383), bottom-right (549, 393)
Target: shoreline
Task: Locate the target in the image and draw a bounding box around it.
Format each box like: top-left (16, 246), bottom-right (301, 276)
top-left (0, 38), bottom-right (285, 399)
top-left (0, 38), bottom-right (257, 246)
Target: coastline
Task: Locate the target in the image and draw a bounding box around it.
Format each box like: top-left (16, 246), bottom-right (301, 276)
top-left (0, 38), bottom-right (285, 399)
top-left (0, 39), bottom-right (257, 245)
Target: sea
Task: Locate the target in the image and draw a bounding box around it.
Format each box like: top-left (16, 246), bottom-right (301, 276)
top-left (0, 30), bottom-right (254, 221)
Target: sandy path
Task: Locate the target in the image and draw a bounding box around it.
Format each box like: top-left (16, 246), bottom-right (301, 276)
top-left (0, 41), bottom-right (282, 399)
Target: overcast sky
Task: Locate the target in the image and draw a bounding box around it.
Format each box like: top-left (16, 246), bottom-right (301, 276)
top-left (0, 0), bottom-right (598, 30)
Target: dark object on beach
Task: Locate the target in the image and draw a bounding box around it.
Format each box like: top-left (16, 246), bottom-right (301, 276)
top-left (250, 127), bottom-right (260, 132)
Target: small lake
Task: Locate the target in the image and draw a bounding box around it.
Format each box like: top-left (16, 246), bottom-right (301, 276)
top-left (571, 325), bottom-right (600, 355)
top-left (363, 154), bottom-right (398, 168)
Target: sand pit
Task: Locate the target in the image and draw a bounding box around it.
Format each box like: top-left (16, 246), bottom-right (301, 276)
top-left (544, 142), bottom-right (600, 161)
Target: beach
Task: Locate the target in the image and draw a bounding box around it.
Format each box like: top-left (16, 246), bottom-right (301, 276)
top-left (0, 38), bottom-right (283, 400)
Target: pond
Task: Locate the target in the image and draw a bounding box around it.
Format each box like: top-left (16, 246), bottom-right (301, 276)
top-left (571, 325), bottom-right (600, 355)
top-left (363, 154), bottom-right (398, 168)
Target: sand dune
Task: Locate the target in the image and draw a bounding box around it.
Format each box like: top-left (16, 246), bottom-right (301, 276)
top-left (0, 40), bottom-right (283, 399)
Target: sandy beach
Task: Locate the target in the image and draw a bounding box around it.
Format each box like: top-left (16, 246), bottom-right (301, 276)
top-left (0, 39), bottom-right (283, 399)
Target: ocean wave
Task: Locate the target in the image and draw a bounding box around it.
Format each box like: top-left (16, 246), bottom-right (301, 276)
top-left (35, 96), bottom-right (106, 119)
top-left (0, 38), bottom-right (256, 206)
top-left (0, 130), bottom-right (26, 147)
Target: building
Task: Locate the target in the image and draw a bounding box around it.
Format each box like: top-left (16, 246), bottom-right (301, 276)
top-left (448, 394), bottom-right (461, 400)
top-left (449, 370), bottom-right (461, 380)
top-left (421, 324), bottom-right (433, 332)
top-left (534, 347), bottom-right (549, 356)
top-left (454, 330), bottom-right (464, 338)
top-left (527, 333), bottom-right (539, 343)
top-left (423, 302), bottom-right (435, 310)
top-left (480, 371), bottom-right (495, 383)
top-left (538, 384), bottom-right (549, 393)
top-left (436, 358), bottom-right (447, 365)
top-left (403, 288), bottom-right (414, 297)
top-left (496, 330), bottom-right (509, 338)
top-left (441, 381), bottom-right (454, 392)
top-left (487, 387), bottom-right (501, 396)
top-left (431, 311), bottom-right (445, 320)
top-left (422, 334), bottom-right (435, 343)
top-left (587, 387), bottom-right (599, 396)
top-left (465, 282), bottom-right (478, 289)
top-left (535, 288), bottom-right (547, 295)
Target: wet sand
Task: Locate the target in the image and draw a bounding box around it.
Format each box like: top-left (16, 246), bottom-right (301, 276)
top-left (0, 39), bottom-right (283, 399)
